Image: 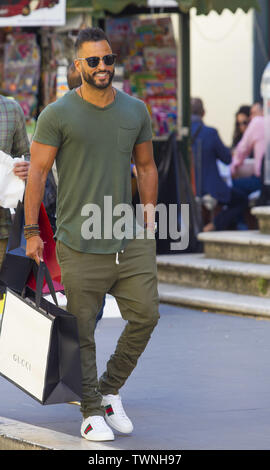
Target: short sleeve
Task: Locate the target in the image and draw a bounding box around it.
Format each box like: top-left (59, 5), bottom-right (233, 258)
top-left (11, 102), bottom-right (30, 158)
top-left (33, 105), bottom-right (62, 147)
top-left (135, 104), bottom-right (153, 145)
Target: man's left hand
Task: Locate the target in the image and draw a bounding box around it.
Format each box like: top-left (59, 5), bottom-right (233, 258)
top-left (13, 161), bottom-right (30, 181)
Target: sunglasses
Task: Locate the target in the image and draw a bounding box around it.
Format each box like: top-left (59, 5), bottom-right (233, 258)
top-left (76, 54), bottom-right (117, 68)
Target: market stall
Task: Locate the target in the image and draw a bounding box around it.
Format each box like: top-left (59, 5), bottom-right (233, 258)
top-left (0, 0), bottom-right (87, 138)
top-left (0, 27), bottom-right (40, 136)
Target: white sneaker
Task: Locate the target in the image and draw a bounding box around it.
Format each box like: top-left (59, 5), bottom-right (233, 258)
top-left (81, 415), bottom-right (114, 441)
top-left (101, 394), bottom-right (133, 434)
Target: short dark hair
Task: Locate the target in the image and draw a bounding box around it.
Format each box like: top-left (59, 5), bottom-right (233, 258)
top-left (191, 97), bottom-right (204, 117)
top-left (75, 27), bottom-right (111, 54)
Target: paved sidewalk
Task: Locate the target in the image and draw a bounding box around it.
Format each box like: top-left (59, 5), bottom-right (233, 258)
top-left (1, 303), bottom-right (270, 450)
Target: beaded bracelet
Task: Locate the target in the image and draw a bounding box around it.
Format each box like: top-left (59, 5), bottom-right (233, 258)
top-left (24, 224), bottom-right (39, 230)
top-left (24, 224), bottom-right (40, 240)
top-left (24, 230), bottom-right (40, 240)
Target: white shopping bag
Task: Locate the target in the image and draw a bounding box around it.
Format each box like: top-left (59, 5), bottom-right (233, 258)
top-left (0, 262), bottom-right (82, 405)
top-left (0, 289), bottom-right (53, 401)
top-left (0, 151), bottom-right (25, 208)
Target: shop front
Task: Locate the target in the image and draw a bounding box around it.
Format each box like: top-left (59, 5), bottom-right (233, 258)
top-left (0, 0), bottom-right (90, 138)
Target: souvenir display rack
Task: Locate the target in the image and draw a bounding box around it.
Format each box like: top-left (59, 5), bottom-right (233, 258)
top-left (0, 27), bottom-right (75, 139)
top-left (106, 16), bottom-right (178, 138)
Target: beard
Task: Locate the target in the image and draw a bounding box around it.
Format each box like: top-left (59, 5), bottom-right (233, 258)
top-left (82, 68), bottom-right (114, 89)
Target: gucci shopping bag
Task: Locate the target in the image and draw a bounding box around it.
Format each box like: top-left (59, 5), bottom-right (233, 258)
top-left (0, 262), bottom-right (82, 405)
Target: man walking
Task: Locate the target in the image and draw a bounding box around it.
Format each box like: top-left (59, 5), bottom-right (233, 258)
top-left (0, 94), bottom-right (30, 270)
top-left (24, 27), bottom-right (159, 442)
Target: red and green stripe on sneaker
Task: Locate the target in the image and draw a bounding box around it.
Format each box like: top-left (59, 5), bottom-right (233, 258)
top-left (105, 404), bottom-right (114, 416)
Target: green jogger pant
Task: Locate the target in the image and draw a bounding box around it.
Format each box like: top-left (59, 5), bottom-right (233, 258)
top-left (56, 235), bottom-right (160, 418)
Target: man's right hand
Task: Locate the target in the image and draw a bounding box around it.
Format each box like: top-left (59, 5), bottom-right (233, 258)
top-left (26, 236), bottom-right (44, 265)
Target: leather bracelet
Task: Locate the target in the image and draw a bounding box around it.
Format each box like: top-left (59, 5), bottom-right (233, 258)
top-left (24, 230), bottom-right (40, 240)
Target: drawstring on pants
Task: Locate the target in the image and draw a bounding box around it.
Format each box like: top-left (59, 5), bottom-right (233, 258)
top-left (115, 250), bottom-right (124, 265)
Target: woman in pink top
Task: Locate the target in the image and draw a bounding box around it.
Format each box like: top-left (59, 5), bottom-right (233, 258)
top-left (231, 115), bottom-right (265, 179)
top-left (231, 114), bottom-right (264, 228)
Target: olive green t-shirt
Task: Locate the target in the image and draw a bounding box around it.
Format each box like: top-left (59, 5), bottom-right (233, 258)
top-left (33, 88), bottom-right (152, 254)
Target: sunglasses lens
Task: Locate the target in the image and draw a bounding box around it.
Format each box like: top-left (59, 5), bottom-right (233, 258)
top-left (84, 54), bottom-right (116, 67)
top-left (86, 57), bottom-right (100, 68)
top-left (103, 55), bottom-right (116, 66)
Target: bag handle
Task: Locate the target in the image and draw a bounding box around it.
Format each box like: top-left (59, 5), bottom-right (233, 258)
top-left (7, 200), bottom-right (25, 252)
top-left (33, 262), bottom-right (58, 309)
top-left (0, 281), bottom-right (6, 296)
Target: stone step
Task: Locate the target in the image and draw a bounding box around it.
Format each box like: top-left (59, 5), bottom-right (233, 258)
top-left (251, 206), bottom-right (270, 234)
top-left (157, 253), bottom-right (270, 298)
top-left (197, 230), bottom-right (270, 264)
top-left (158, 283), bottom-right (270, 318)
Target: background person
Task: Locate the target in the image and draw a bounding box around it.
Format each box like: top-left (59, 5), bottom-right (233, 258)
top-left (232, 105), bottom-right (251, 150)
top-left (67, 62), bottom-right (82, 90)
top-left (0, 94), bottom-right (30, 271)
top-left (250, 101), bottom-right (264, 120)
top-left (231, 112), bottom-right (265, 196)
top-left (191, 97), bottom-right (248, 232)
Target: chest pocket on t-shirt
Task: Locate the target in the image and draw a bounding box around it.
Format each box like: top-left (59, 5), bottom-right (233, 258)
top-left (118, 127), bottom-right (137, 153)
